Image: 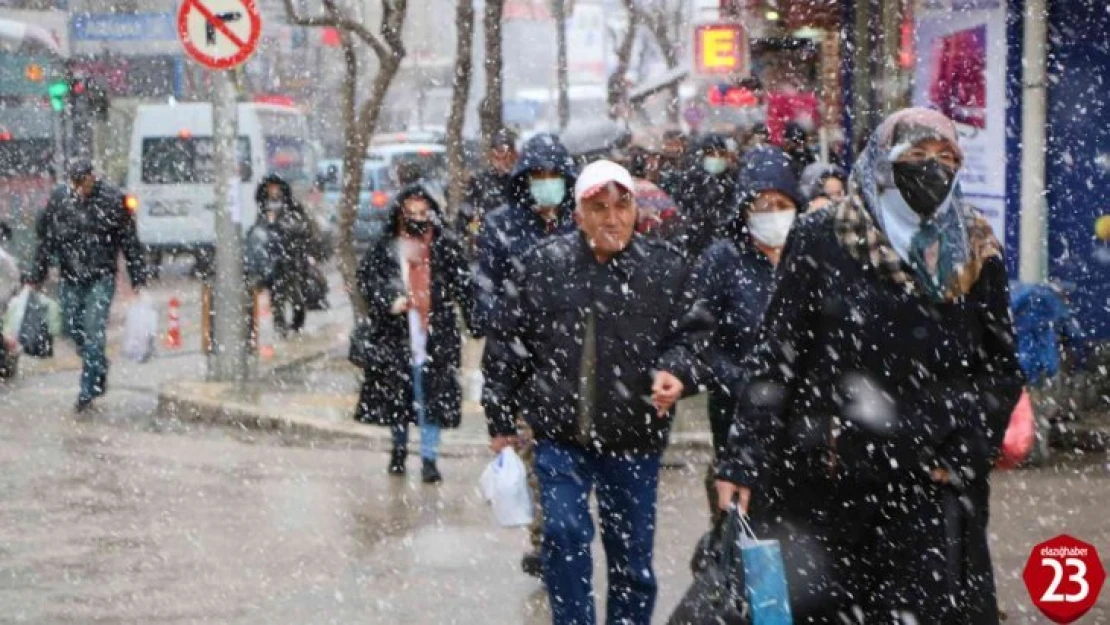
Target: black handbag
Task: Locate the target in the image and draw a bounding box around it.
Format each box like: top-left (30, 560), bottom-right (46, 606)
top-left (19, 292), bottom-right (53, 359)
top-left (668, 509), bottom-right (751, 625)
top-left (347, 318), bottom-right (375, 369)
top-left (305, 265), bottom-right (329, 311)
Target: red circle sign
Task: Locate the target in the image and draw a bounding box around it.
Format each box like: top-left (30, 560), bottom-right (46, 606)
top-left (177, 0), bottom-right (261, 70)
top-left (1023, 534), bottom-right (1106, 623)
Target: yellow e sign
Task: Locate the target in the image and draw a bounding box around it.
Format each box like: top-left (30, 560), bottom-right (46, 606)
top-left (695, 23), bottom-right (748, 75)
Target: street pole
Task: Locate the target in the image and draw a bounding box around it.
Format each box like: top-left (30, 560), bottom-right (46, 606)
top-left (554, 0), bottom-right (570, 131)
top-left (208, 70), bottom-right (249, 386)
top-left (1019, 0), bottom-right (1048, 283)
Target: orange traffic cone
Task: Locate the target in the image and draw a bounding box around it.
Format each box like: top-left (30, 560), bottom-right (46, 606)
top-left (164, 297), bottom-right (182, 349)
top-left (257, 292), bottom-right (275, 360)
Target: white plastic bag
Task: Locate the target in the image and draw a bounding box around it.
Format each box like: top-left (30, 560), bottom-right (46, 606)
top-left (123, 294), bottom-right (158, 362)
top-left (478, 448), bottom-right (533, 528)
top-left (3, 286), bottom-right (30, 345)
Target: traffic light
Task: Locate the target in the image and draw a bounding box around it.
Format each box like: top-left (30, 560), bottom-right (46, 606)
top-left (47, 76), bottom-right (108, 120)
top-left (48, 79), bottom-right (69, 112)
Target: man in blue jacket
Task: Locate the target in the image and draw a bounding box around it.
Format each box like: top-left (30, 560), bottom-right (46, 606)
top-left (473, 133), bottom-right (577, 578)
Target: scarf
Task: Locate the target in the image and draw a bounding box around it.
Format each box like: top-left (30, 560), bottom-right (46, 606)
top-left (836, 108), bottom-right (1002, 302)
top-left (399, 233), bottom-right (432, 330)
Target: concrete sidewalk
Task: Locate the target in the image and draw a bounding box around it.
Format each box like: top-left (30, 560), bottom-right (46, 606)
top-left (158, 338), bottom-right (715, 459)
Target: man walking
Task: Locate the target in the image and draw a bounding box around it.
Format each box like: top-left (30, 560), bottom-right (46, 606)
top-left (483, 160), bottom-right (710, 624)
top-left (26, 161), bottom-right (146, 412)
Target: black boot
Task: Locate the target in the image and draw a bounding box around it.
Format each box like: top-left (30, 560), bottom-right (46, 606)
top-left (388, 448), bottom-right (406, 476)
top-left (421, 458), bottom-right (442, 484)
top-left (521, 551), bottom-right (543, 578)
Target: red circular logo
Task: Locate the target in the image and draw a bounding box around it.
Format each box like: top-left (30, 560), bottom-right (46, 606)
top-left (1023, 534), bottom-right (1106, 623)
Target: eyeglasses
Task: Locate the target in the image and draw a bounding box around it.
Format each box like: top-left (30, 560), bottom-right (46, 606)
top-left (899, 146), bottom-right (961, 170)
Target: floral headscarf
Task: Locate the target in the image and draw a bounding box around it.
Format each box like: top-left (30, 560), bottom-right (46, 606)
top-left (835, 108), bottom-right (1001, 301)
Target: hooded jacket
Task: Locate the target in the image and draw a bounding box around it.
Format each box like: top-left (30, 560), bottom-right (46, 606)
top-left (354, 184), bottom-right (473, 428)
top-left (471, 133), bottom-right (578, 337)
top-left (252, 174), bottom-right (317, 292)
top-left (673, 134), bottom-right (739, 258)
top-left (28, 180), bottom-right (146, 288)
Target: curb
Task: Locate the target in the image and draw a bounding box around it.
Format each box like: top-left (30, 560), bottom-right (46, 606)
top-left (157, 382), bottom-right (716, 461)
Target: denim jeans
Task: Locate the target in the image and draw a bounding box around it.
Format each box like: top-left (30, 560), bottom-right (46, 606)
top-left (58, 277), bottom-right (115, 402)
top-left (391, 364), bottom-right (441, 461)
top-left (534, 440), bottom-right (662, 625)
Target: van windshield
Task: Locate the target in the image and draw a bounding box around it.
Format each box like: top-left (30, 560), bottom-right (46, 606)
top-left (266, 136), bottom-right (310, 183)
top-left (142, 137), bottom-right (251, 184)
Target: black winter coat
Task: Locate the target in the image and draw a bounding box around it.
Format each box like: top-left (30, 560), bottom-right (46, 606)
top-left (353, 186), bottom-right (473, 429)
top-left (482, 232), bottom-right (712, 455)
top-left (673, 134), bottom-right (739, 259)
top-left (717, 209), bottom-right (1023, 623)
top-left (28, 182), bottom-right (146, 288)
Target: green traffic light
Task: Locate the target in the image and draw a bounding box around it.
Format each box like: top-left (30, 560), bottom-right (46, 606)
top-left (48, 80), bottom-right (69, 112)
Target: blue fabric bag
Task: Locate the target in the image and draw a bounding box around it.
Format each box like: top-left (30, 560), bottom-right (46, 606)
top-left (737, 512), bottom-right (793, 625)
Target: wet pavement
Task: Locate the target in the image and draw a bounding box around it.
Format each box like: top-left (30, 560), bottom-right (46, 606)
top-left (1, 361), bottom-right (1109, 624)
top-left (2, 269), bottom-right (1109, 624)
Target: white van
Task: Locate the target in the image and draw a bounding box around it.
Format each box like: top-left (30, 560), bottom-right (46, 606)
top-left (127, 102), bottom-right (317, 272)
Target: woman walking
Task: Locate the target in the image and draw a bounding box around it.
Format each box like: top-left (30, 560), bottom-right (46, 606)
top-left (715, 108), bottom-right (1024, 623)
top-left (354, 184), bottom-right (473, 483)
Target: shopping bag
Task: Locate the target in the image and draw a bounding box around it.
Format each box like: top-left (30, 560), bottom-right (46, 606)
top-left (737, 513), bottom-right (793, 625)
top-left (123, 294), bottom-right (158, 363)
top-left (997, 389), bottom-right (1035, 469)
top-left (478, 448), bottom-right (533, 527)
top-left (19, 291), bottom-right (54, 358)
top-left (668, 509), bottom-right (751, 625)
top-left (3, 285), bottom-right (30, 343)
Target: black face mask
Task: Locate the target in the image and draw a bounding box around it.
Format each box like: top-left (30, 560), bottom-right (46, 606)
top-left (891, 159), bottom-right (957, 220)
top-left (404, 220), bottom-right (430, 237)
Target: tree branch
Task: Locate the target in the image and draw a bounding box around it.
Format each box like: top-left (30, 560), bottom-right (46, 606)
top-left (282, 0), bottom-right (391, 60)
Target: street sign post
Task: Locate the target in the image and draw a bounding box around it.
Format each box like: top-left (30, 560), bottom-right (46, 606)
top-left (178, 0), bottom-right (259, 385)
top-left (177, 0), bottom-right (261, 70)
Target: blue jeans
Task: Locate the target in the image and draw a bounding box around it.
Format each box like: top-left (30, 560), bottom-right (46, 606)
top-left (535, 440), bottom-right (662, 625)
top-left (391, 364), bottom-right (441, 461)
top-left (58, 277), bottom-right (115, 402)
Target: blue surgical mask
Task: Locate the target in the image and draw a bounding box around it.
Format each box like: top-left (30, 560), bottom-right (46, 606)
top-left (529, 178), bottom-right (566, 207)
top-left (703, 157), bottom-right (729, 176)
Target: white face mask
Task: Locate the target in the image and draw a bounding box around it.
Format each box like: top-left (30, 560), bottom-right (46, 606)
top-left (747, 210), bottom-right (797, 248)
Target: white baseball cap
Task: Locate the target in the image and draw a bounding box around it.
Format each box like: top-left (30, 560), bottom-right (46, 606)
top-left (574, 160), bottom-right (635, 205)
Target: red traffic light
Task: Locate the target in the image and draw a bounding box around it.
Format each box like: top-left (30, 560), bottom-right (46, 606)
top-left (71, 79), bottom-right (86, 95)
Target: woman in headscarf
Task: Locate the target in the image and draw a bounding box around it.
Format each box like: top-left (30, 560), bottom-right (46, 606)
top-left (691, 145), bottom-right (801, 518)
top-left (715, 108), bottom-right (1024, 623)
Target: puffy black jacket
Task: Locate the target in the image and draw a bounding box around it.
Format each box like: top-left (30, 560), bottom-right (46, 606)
top-left (482, 232), bottom-right (712, 454)
top-left (28, 181), bottom-right (146, 288)
top-left (673, 134), bottom-right (739, 259)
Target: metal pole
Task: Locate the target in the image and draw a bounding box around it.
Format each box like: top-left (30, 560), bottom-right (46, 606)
top-left (1019, 0), bottom-right (1048, 283)
top-left (209, 71), bottom-right (249, 386)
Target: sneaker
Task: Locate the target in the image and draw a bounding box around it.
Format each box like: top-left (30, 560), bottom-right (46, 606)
top-left (421, 459), bottom-right (442, 484)
top-left (521, 551), bottom-right (543, 578)
top-left (388, 448), bottom-right (406, 476)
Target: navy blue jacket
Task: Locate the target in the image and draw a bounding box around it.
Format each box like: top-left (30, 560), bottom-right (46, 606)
top-left (471, 134), bottom-right (577, 337)
top-left (692, 233), bottom-right (777, 396)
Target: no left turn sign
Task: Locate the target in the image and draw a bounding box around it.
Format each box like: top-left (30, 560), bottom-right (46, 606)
top-left (177, 0), bottom-right (261, 70)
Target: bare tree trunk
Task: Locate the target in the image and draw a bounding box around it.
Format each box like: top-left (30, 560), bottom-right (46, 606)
top-left (480, 0), bottom-right (505, 151)
top-left (608, 0), bottom-right (639, 120)
top-left (446, 0), bottom-right (475, 220)
top-left (283, 0), bottom-right (409, 316)
top-left (644, 5), bottom-right (681, 123)
top-left (336, 28), bottom-right (363, 313)
top-left (554, 0), bottom-right (569, 130)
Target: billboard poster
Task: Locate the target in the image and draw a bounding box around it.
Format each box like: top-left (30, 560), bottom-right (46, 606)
top-left (913, 0), bottom-right (1008, 242)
